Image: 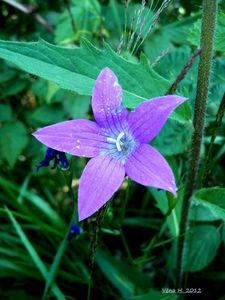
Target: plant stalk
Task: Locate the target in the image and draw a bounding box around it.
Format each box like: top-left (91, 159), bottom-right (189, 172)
top-left (177, 0), bottom-right (217, 290)
top-left (87, 203), bottom-right (109, 300)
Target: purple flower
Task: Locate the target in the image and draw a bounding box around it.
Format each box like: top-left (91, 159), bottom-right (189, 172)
top-left (33, 68), bottom-right (187, 221)
top-left (36, 147), bottom-right (69, 171)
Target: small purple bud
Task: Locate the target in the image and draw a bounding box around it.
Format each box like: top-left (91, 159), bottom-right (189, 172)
top-left (67, 224), bottom-right (82, 242)
top-left (36, 147), bottom-right (69, 171)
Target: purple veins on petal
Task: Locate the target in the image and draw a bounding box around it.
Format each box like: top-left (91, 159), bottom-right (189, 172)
top-left (125, 144), bottom-right (177, 196)
top-left (33, 119), bottom-right (105, 158)
top-left (92, 67), bottom-right (128, 133)
top-left (78, 155), bottom-right (125, 221)
top-left (127, 95), bottom-right (187, 143)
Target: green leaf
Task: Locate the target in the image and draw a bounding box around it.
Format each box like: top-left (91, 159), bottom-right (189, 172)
top-left (0, 38), bottom-right (170, 108)
top-left (26, 103), bottom-right (66, 126)
top-left (96, 249), bottom-right (149, 299)
top-left (43, 238), bottom-right (68, 299)
top-left (190, 202), bottom-right (220, 222)
top-left (188, 13), bottom-right (225, 52)
top-left (152, 119), bottom-right (193, 156)
top-left (132, 290), bottom-right (176, 300)
top-left (96, 250), bottom-right (134, 299)
top-left (59, 91), bottom-right (91, 119)
top-left (192, 188), bottom-right (225, 221)
top-left (170, 101), bottom-right (192, 124)
top-left (55, 0), bottom-right (101, 45)
top-left (0, 121), bottom-right (28, 168)
top-left (183, 225), bottom-right (221, 272)
top-left (150, 189), bottom-right (180, 237)
top-left (5, 207), bottom-right (65, 300)
top-left (0, 104), bottom-right (13, 122)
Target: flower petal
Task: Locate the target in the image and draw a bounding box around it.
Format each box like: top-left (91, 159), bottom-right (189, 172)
top-left (33, 119), bottom-right (105, 158)
top-left (92, 67), bottom-right (128, 132)
top-left (128, 95), bottom-right (187, 143)
top-left (125, 144), bottom-right (177, 195)
top-left (78, 155), bottom-right (125, 221)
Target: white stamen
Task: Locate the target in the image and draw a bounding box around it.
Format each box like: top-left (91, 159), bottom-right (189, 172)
top-left (106, 132), bottom-right (125, 152)
top-left (107, 137), bottom-right (117, 143)
top-left (116, 132), bottom-right (125, 152)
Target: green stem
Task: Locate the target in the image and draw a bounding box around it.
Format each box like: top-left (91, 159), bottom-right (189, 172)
top-left (118, 178), bottom-right (130, 226)
top-left (201, 92), bottom-right (225, 186)
top-left (87, 203), bottom-right (109, 300)
top-left (177, 0), bottom-right (217, 290)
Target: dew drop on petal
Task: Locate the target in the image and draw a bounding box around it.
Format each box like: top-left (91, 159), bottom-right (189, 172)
top-left (113, 80), bottom-right (119, 87)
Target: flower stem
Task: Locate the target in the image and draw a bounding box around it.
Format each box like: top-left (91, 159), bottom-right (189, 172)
top-left (177, 0), bottom-right (217, 290)
top-left (87, 203), bottom-right (109, 300)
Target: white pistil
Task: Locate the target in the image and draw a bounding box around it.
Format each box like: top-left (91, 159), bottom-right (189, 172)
top-left (116, 132), bottom-right (125, 152)
top-left (106, 132), bottom-right (125, 152)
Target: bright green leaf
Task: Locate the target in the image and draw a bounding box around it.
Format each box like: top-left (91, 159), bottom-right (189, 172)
top-left (0, 38), bottom-right (171, 108)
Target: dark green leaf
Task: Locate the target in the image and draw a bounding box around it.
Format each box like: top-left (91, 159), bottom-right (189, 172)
top-left (152, 119), bottom-right (193, 156)
top-left (0, 121), bottom-right (28, 168)
top-left (26, 103), bottom-right (66, 126)
top-left (192, 188), bottom-right (225, 221)
top-left (0, 104), bottom-right (13, 122)
top-left (183, 225), bottom-right (221, 272)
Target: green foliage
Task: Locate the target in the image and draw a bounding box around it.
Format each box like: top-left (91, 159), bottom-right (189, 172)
top-left (5, 207), bottom-right (65, 300)
top-left (55, 0), bottom-right (101, 45)
top-left (0, 104), bottom-right (13, 122)
top-left (0, 121), bottom-right (28, 168)
top-left (192, 188), bottom-right (225, 221)
top-left (132, 290), bottom-right (176, 300)
top-left (183, 225), bottom-right (221, 272)
top-left (152, 119), bottom-right (193, 156)
top-left (188, 13), bottom-right (225, 52)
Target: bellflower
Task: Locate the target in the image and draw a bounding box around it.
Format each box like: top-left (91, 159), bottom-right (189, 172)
top-left (67, 224), bottom-right (82, 242)
top-left (33, 67), bottom-right (187, 221)
top-left (36, 147), bottom-right (69, 171)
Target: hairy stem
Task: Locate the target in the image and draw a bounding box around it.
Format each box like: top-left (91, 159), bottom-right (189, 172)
top-left (177, 0), bottom-right (217, 290)
top-left (201, 92), bottom-right (225, 186)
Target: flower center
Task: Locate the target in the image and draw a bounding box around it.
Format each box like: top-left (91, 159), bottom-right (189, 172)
top-left (107, 132), bottom-right (126, 152)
